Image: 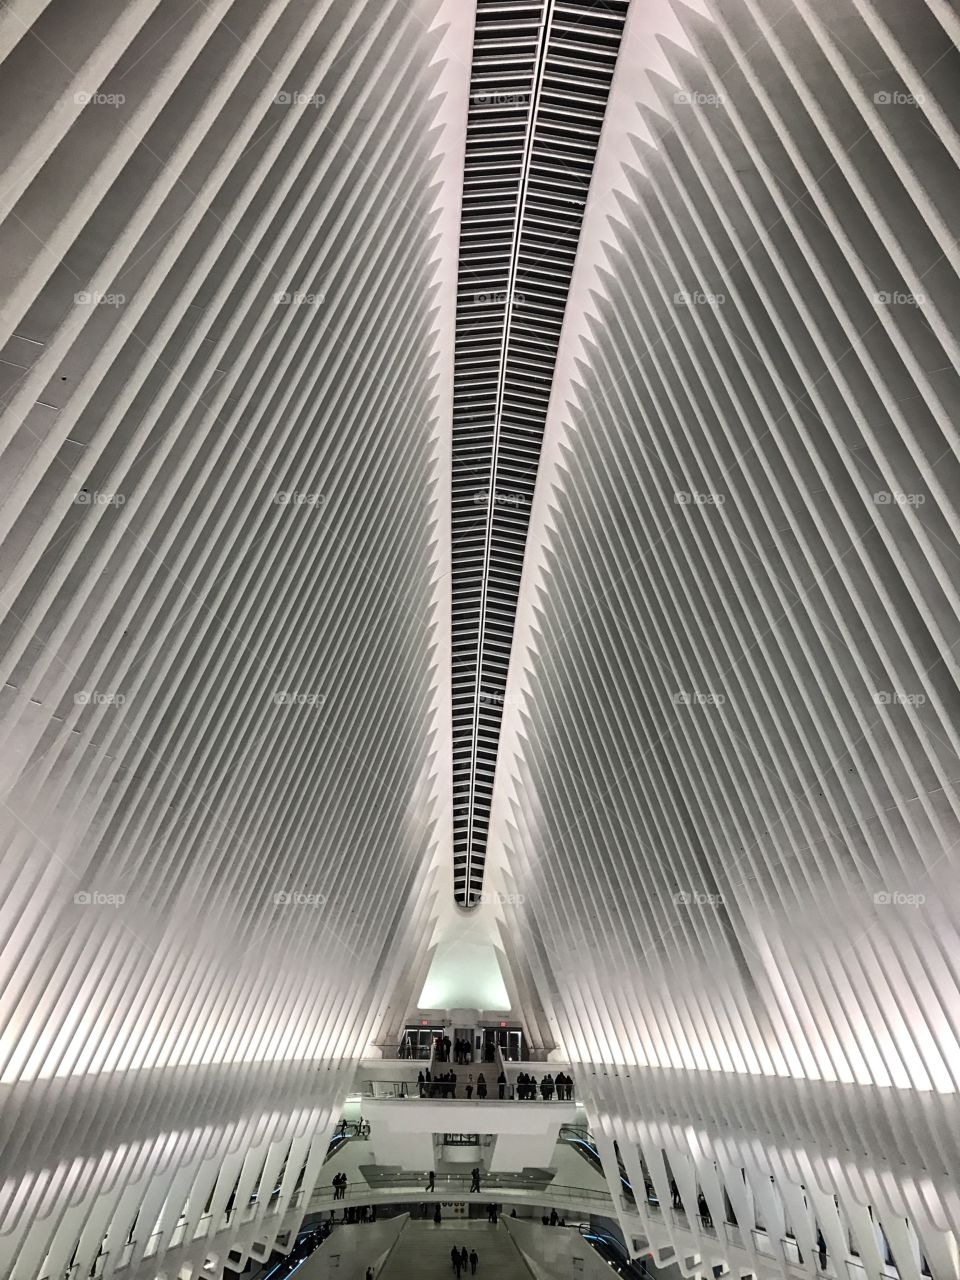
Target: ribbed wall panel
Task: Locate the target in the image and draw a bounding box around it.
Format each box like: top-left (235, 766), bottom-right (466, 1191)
top-left (492, 0), bottom-right (960, 1275)
top-left (0, 1), bottom-right (455, 1276)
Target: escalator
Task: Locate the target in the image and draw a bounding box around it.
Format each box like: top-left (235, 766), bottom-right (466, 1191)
top-left (579, 1223), bottom-right (649, 1278)
top-left (560, 1126), bottom-right (635, 1203)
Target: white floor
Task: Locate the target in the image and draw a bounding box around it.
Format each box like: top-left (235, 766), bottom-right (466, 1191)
top-left (377, 1219), bottom-right (533, 1280)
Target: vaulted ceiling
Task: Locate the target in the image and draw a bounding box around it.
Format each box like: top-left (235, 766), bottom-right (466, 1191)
top-left (1, 0), bottom-right (960, 1278)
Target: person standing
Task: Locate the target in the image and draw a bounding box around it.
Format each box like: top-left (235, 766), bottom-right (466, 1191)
top-left (434, 1204), bottom-right (442, 1225)
top-left (418, 1069), bottom-right (425, 1097)
top-left (470, 1167), bottom-right (481, 1193)
top-left (469, 1250), bottom-right (479, 1275)
top-left (477, 1073), bottom-right (487, 1099)
top-left (465, 1074), bottom-right (474, 1099)
top-left (366, 1268), bottom-right (374, 1280)
top-left (497, 1070), bottom-right (506, 1099)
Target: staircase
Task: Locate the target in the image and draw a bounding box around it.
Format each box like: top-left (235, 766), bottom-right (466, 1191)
top-left (378, 1219), bottom-right (534, 1280)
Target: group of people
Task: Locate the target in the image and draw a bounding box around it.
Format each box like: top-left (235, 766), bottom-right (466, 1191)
top-left (514, 1071), bottom-right (573, 1100)
top-left (331, 1172), bottom-right (349, 1199)
top-left (419, 1069), bottom-right (458, 1097)
top-left (541, 1209), bottom-right (567, 1226)
top-left (452, 1037), bottom-right (473, 1064)
top-left (341, 1204), bottom-right (374, 1223)
top-left (450, 1245), bottom-right (480, 1278)
top-left (418, 1070), bottom-right (513, 1099)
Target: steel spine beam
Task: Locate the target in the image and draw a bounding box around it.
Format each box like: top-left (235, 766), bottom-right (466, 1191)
top-left (452, 0), bottom-right (629, 904)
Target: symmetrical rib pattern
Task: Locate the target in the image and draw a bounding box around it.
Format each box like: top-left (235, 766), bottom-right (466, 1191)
top-left (492, 0), bottom-right (960, 1274)
top-left (451, 0), bottom-right (629, 904)
top-left (0, 0), bottom-right (452, 1276)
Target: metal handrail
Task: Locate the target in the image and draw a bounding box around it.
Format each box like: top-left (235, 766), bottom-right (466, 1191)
top-left (313, 1176), bottom-right (614, 1203)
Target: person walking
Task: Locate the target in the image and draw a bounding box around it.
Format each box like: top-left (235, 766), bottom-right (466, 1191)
top-left (418, 1069), bottom-right (425, 1097)
top-left (459, 1246), bottom-right (469, 1274)
top-left (469, 1250), bottom-right (479, 1275)
top-left (434, 1204), bottom-right (442, 1225)
top-left (470, 1167), bottom-right (481, 1193)
top-left (817, 1230), bottom-right (827, 1271)
top-left (497, 1070), bottom-right (506, 1099)
top-left (426, 1170), bottom-right (435, 1192)
top-left (366, 1268), bottom-right (374, 1280)
top-left (452, 1246), bottom-right (462, 1278)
